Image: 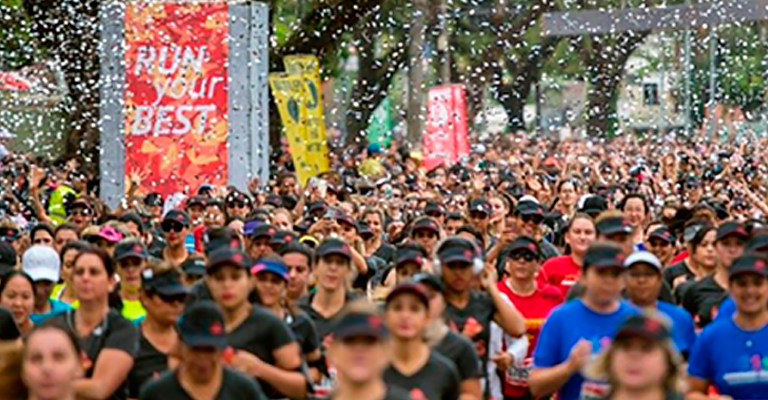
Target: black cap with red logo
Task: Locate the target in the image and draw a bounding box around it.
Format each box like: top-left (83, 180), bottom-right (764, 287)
top-left (716, 221), bottom-right (749, 242)
top-left (177, 301), bottom-right (228, 349)
top-left (505, 236), bottom-right (541, 258)
top-left (649, 226), bottom-right (676, 244)
top-left (583, 242), bottom-right (627, 271)
top-left (316, 238), bottom-right (352, 260)
top-left (615, 314), bottom-right (671, 342)
top-left (729, 253), bottom-right (768, 280)
top-left (206, 247), bottom-right (251, 273)
top-left (332, 311), bottom-right (389, 340)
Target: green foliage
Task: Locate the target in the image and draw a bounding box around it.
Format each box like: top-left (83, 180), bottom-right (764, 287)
top-left (0, 0), bottom-right (39, 70)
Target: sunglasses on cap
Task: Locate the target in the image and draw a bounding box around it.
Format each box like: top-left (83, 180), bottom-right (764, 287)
top-left (162, 221), bottom-right (185, 233)
top-left (510, 252), bottom-right (536, 262)
top-left (520, 214), bottom-right (544, 224)
top-left (426, 210), bottom-right (443, 218)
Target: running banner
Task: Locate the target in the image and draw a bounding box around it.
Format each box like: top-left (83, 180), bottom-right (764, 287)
top-left (123, 1), bottom-right (229, 196)
top-left (423, 84), bottom-right (469, 171)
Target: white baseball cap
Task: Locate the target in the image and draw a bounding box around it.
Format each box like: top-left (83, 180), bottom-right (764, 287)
top-left (624, 251), bottom-right (662, 271)
top-left (21, 245), bottom-right (61, 282)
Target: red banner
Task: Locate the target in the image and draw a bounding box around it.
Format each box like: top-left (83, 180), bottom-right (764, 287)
top-left (123, 2), bottom-right (229, 196)
top-left (423, 85), bottom-right (469, 171)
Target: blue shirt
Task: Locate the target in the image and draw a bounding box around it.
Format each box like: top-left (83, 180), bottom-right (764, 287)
top-left (533, 299), bottom-right (638, 400)
top-left (715, 297), bottom-right (737, 322)
top-left (30, 299), bottom-right (72, 324)
top-left (657, 301), bottom-right (697, 356)
top-left (688, 316), bottom-right (768, 399)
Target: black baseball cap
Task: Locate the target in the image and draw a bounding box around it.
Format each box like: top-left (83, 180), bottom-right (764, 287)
top-left (163, 210), bottom-right (190, 227)
top-left (411, 218), bottom-right (440, 236)
top-left (424, 201), bottom-right (444, 216)
top-left (385, 282), bottom-right (429, 309)
top-left (0, 240), bottom-right (17, 275)
top-left (307, 201), bottom-right (328, 215)
top-left (264, 194), bottom-right (282, 208)
top-left (331, 311), bottom-right (388, 341)
top-left (186, 196), bottom-right (206, 209)
top-left (615, 314), bottom-right (671, 342)
top-left (206, 247), bottom-right (251, 273)
top-left (203, 228), bottom-right (241, 255)
top-left (0, 306), bottom-right (21, 341)
top-left (649, 226), bottom-right (676, 244)
top-left (579, 195), bottom-right (608, 215)
top-left (469, 198), bottom-right (492, 215)
top-left (142, 268), bottom-right (188, 296)
top-left (225, 190), bottom-right (252, 206)
top-left (395, 246), bottom-right (426, 269)
top-left (177, 301), bottom-right (228, 349)
top-left (583, 242), bottom-right (627, 271)
top-left (515, 200), bottom-right (544, 216)
top-left (0, 227), bottom-right (20, 242)
top-left (437, 237), bottom-right (479, 265)
top-left (114, 240), bottom-right (149, 262)
top-left (145, 193), bottom-right (164, 207)
top-left (358, 222), bottom-right (374, 240)
top-left (249, 224), bottom-right (277, 240)
top-left (746, 234), bottom-right (768, 252)
top-left (336, 213), bottom-right (357, 229)
top-left (181, 256), bottom-right (207, 276)
top-left (411, 273), bottom-right (444, 292)
top-left (596, 216), bottom-right (634, 236)
top-left (716, 221), bottom-right (749, 242)
top-left (269, 230), bottom-right (299, 248)
top-left (729, 253), bottom-right (768, 280)
top-left (316, 238), bottom-right (352, 260)
top-left (505, 236), bottom-right (541, 258)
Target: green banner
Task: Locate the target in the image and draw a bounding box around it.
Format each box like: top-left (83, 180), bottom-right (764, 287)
top-left (367, 97), bottom-right (393, 147)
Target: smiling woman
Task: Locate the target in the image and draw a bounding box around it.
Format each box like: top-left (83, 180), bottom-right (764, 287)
top-left (0, 271), bottom-right (36, 336)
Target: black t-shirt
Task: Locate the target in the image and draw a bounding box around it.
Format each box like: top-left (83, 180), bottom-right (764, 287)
top-left (374, 242), bottom-right (397, 265)
top-left (444, 291), bottom-right (496, 373)
top-left (297, 291), bottom-right (362, 342)
top-left (681, 275), bottom-right (728, 329)
top-left (128, 325), bottom-right (169, 398)
top-left (664, 260), bottom-right (696, 288)
top-left (285, 309), bottom-right (321, 356)
top-left (326, 386), bottom-right (414, 400)
top-left (384, 351), bottom-right (461, 400)
top-left (227, 305), bottom-right (299, 398)
top-left (139, 367), bottom-right (267, 400)
top-left (433, 330), bottom-right (482, 381)
top-left (49, 309), bottom-right (139, 400)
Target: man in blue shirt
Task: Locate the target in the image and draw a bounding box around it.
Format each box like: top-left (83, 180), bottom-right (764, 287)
top-left (687, 253), bottom-right (768, 399)
top-left (624, 251), bottom-right (697, 358)
top-left (530, 242), bottom-right (638, 400)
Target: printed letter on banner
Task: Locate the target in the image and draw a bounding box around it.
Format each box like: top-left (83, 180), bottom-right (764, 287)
top-left (124, 1), bottom-right (229, 196)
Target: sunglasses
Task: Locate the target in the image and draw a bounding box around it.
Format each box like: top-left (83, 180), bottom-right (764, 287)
top-left (227, 201), bottom-right (247, 209)
top-left (426, 211), bottom-right (443, 218)
top-left (69, 208), bottom-right (91, 217)
top-left (520, 214), bottom-right (544, 225)
top-left (162, 221), bottom-right (185, 233)
top-left (470, 212), bottom-right (488, 220)
top-left (510, 252), bottom-right (536, 262)
top-left (157, 293), bottom-right (188, 304)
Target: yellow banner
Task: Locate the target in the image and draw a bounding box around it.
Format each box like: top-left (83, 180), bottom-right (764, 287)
top-left (284, 55), bottom-right (329, 173)
top-left (268, 73), bottom-right (315, 185)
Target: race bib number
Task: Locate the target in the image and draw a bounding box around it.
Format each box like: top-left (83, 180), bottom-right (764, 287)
top-left (505, 357), bottom-right (533, 387)
top-left (579, 380), bottom-right (609, 400)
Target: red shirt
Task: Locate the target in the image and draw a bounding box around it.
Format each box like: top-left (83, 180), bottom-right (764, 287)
top-left (538, 255), bottom-right (581, 296)
top-left (496, 280), bottom-right (564, 397)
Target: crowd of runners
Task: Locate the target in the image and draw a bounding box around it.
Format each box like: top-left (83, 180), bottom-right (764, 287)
top-left (0, 133), bottom-right (767, 400)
